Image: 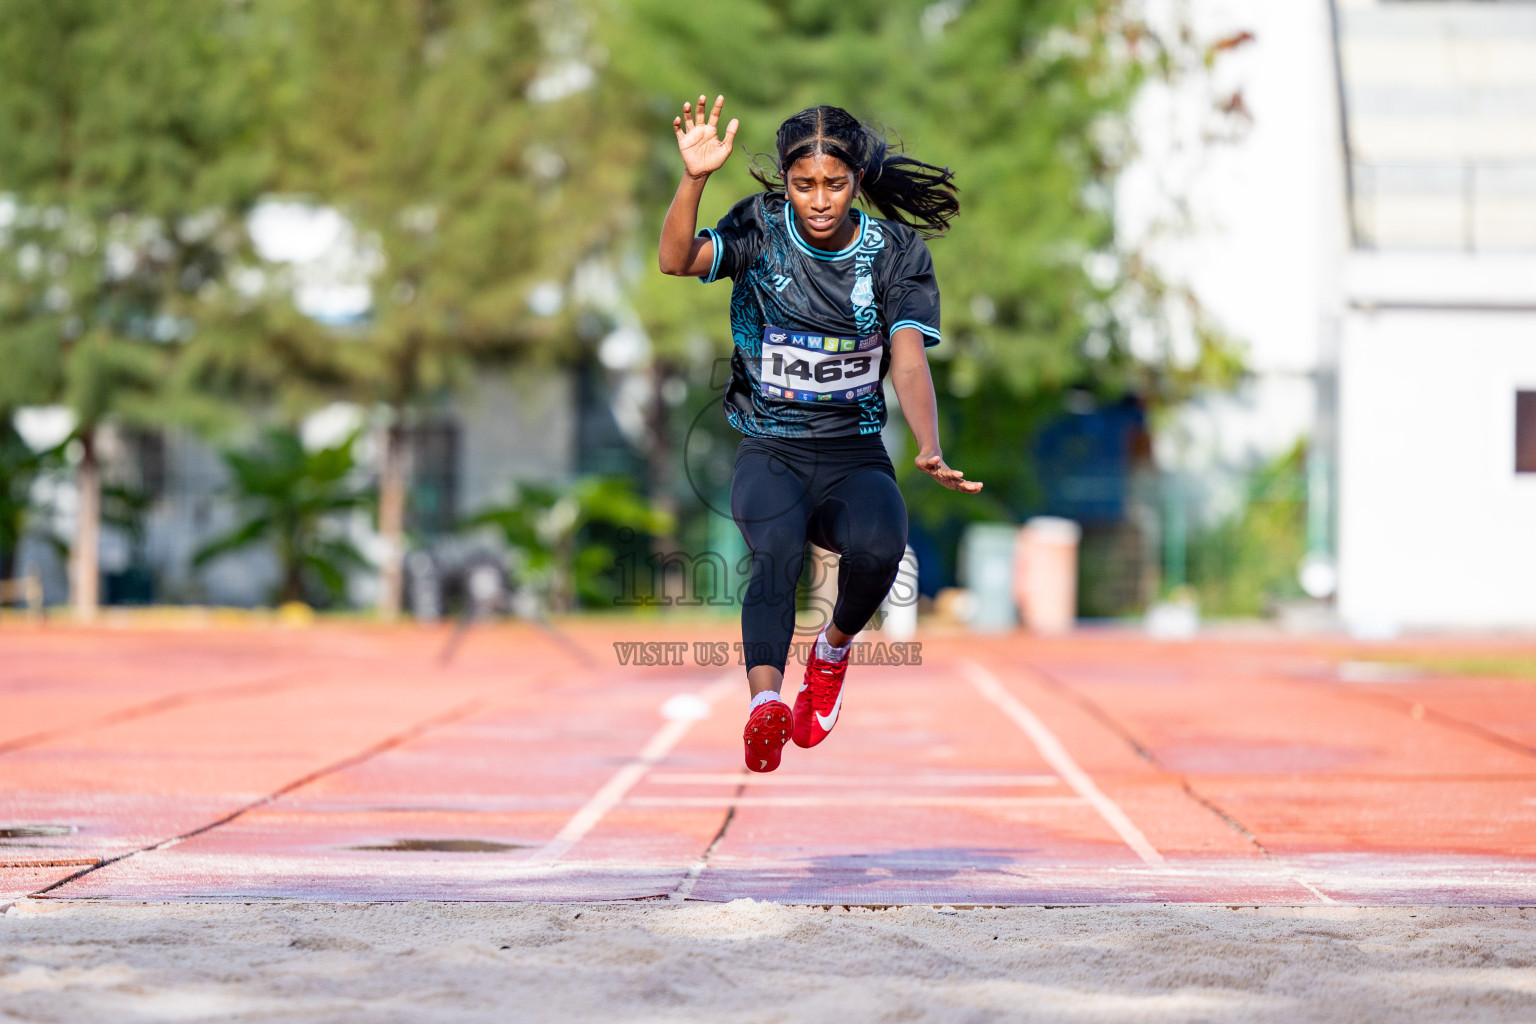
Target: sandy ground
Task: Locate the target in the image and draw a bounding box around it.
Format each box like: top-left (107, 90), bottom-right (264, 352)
top-left (3, 900), bottom-right (1535, 1023)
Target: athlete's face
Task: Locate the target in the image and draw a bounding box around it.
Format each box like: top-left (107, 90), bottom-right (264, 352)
top-left (784, 152), bottom-right (861, 249)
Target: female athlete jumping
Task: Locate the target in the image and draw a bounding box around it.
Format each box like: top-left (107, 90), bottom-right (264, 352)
top-left (659, 96), bottom-right (982, 773)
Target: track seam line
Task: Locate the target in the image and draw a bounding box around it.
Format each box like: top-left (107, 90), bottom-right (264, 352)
top-left (672, 774), bottom-right (748, 902)
top-left (1019, 661), bottom-right (1336, 903)
top-left (648, 772), bottom-right (1065, 787)
top-left (1305, 677), bottom-right (1536, 763)
top-left (632, 795), bottom-right (1089, 808)
top-left (0, 669), bottom-right (315, 757)
top-left (962, 659), bottom-right (1164, 866)
top-left (27, 696), bottom-right (488, 899)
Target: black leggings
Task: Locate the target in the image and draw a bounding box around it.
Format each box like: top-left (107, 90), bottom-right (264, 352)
top-left (731, 434), bottom-right (908, 674)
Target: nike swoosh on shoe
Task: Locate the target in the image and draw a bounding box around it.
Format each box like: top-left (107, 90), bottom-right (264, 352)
top-left (815, 689), bottom-right (844, 731)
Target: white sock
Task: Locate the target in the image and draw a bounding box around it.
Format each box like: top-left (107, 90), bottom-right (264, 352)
top-left (816, 627), bottom-right (852, 663)
top-left (749, 689), bottom-right (782, 710)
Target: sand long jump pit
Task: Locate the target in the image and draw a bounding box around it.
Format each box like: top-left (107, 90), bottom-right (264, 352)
top-left (4, 623), bottom-right (1536, 1020)
top-left (5, 900), bottom-right (1536, 1022)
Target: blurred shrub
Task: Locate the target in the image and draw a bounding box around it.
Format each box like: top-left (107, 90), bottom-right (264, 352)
top-left (193, 429), bottom-right (374, 606)
top-left (464, 476), bottom-right (674, 612)
top-left (1186, 442), bottom-right (1307, 616)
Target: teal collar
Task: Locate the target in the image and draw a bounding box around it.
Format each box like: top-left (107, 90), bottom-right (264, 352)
top-left (785, 205), bottom-right (865, 261)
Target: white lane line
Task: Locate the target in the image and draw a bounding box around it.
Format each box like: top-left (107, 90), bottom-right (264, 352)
top-left (1292, 876), bottom-right (1337, 903)
top-left (631, 795), bottom-right (1087, 808)
top-left (531, 672), bottom-right (737, 866)
top-left (646, 772), bottom-right (1063, 788)
top-left (963, 659), bottom-right (1165, 866)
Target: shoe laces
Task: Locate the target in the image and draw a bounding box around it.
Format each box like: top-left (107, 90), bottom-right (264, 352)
top-left (805, 653), bottom-right (844, 706)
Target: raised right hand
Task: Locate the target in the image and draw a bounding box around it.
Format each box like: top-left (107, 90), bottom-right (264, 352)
top-left (674, 94), bottom-right (739, 179)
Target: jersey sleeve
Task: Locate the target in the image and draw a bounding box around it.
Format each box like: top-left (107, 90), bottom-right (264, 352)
top-left (881, 234), bottom-right (942, 348)
top-left (696, 194), bottom-right (766, 284)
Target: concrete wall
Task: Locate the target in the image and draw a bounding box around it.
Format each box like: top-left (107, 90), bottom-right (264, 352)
top-left (456, 363), bottom-right (578, 515)
top-left (1338, 301), bottom-right (1536, 630)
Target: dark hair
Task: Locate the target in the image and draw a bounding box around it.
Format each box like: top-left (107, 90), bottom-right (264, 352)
top-left (749, 105), bottom-right (959, 238)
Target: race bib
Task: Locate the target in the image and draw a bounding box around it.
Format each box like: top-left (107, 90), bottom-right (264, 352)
top-left (758, 325), bottom-right (883, 404)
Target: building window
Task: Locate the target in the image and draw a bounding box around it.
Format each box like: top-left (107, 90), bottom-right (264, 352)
top-left (1518, 392), bottom-right (1536, 474)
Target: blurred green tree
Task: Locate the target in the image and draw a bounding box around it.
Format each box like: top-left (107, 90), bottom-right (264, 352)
top-left (0, 0), bottom-right (315, 617)
top-left (193, 428), bottom-right (374, 606)
top-left (265, 0), bottom-right (639, 618)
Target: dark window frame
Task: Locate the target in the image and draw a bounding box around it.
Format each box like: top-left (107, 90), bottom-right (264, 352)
top-left (1517, 391), bottom-right (1536, 474)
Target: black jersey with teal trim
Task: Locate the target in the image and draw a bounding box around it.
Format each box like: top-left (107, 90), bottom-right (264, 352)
top-left (697, 191), bottom-right (941, 439)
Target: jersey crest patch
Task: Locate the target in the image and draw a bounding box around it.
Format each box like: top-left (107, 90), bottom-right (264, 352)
top-left (851, 274), bottom-right (874, 308)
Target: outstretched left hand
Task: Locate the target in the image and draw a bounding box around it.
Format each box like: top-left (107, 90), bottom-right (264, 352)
top-left (916, 451), bottom-right (982, 493)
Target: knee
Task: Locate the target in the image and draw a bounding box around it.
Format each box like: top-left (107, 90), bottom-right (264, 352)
top-left (746, 524), bottom-right (803, 567)
top-left (843, 533), bottom-right (906, 579)
top-left (861, 516), bottom-right (908, 570)
top-left (748, 519), bottom-right (801, 550)
top-left (745, 533), bottom-right (804, 590)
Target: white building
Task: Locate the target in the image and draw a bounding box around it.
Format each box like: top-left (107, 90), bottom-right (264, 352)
top-left (1127, 0), bottom-right (1536, 631)
top-left (1334, 0), bottom-right (1536, 631)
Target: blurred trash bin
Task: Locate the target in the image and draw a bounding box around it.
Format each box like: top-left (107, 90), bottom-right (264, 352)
top-left (961, 523), bottom-right (1019, 632)
top-left (1014, 516), bottom-right (1081, 635)
top-left (879, 545), bottom-right (920, 641)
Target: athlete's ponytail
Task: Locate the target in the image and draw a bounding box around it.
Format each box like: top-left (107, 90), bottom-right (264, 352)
top-left (749, 105), bottom-right (960, 238)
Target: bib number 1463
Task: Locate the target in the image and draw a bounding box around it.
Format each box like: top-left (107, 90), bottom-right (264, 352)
top-left (758, 325), bottom-right (883, 403)
top-left (769, 351), bottom-right (873, 383)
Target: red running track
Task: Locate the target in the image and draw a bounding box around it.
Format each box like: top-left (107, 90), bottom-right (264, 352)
top-left (3, 620), bottom-right (1536, 905)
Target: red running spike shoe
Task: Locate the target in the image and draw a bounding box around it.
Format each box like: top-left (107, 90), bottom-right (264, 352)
top-left (743, 698), bottom-right (793, 773)
top-left (791, 647), bottom-right (850, 748)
